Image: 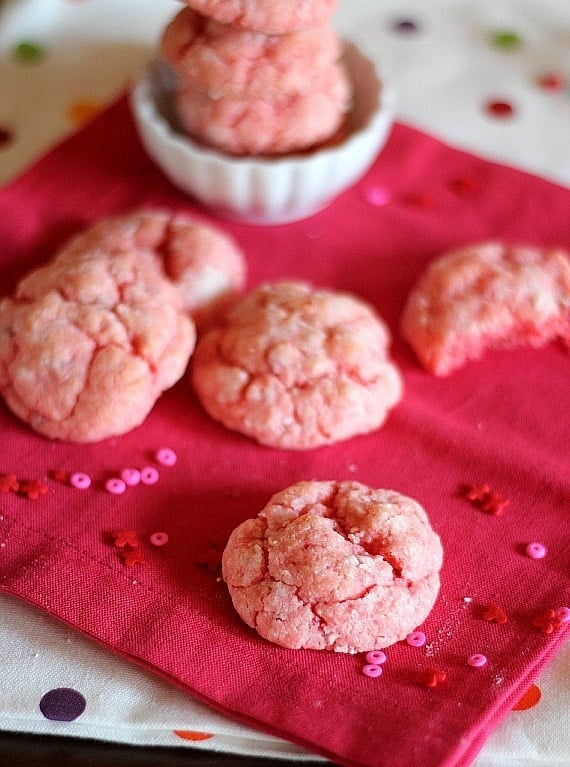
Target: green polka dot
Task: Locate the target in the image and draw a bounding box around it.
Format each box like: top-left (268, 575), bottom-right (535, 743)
top-left (12, 40), bottom-right (46, 63)
top-left (491, 30), bottom-right (522, 50)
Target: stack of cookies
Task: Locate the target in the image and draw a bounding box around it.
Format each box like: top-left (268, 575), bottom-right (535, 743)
top-left (159, 0), bottom-right (351, 155)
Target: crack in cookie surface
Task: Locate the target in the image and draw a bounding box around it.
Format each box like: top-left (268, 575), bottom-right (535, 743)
top-left (0, 219), bottom-right (197, 442)
top-left (192, 282), bottom-right (402, 448)
top-left (222, 481), bottom-right (443, 652)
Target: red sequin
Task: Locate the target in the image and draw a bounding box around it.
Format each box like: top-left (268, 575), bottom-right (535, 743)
top-left (418, 668), bottom-right (447, 688)
top-left (119, 548), bottom-right (145, 566)
top-left (532, 609), bottom-right (564, 635)
top-left (50, 468), bottom-right (70, 484)
top-left (461, 483), bottom-right (509, 515)
top-left (479, 491), bottom-right (509, 515)
top-left (112, 530), bottom-right (139, 549)
top-left (461, 483), bottom-right (490, 502)
top-left (19, 479), bottom-right (48, 500)
top-left (0, 473), bottom-right (19, 492)
top-left (481, 603), bottom-right (508, 624)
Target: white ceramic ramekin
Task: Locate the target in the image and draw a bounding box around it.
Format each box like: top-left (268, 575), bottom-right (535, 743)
top-left (130, 42), bottom-right (395, 225)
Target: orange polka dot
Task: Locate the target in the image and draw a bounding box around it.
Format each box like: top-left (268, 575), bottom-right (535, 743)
top-left (173, 730), bottom-right (214, 741)
top-left (67, 100), bottom-right (103, 127)
top-left (512, 683), bottom-right (541, 711)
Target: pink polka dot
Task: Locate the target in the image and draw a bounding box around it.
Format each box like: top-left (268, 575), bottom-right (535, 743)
top-left (537, 72), bottom-right (565, 92)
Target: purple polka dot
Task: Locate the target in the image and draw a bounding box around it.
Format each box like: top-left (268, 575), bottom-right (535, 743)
top-left (392, 18), bottom-right (421, 34)
top-left (39, 688), bottom-right (86, 721)
top-left (0, 126), bottom-right (14, 148)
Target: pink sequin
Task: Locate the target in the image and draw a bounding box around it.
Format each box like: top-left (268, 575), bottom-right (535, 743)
top-left (140, 467), bottom-right (159, 485)
top-left (362, 664), bottom-right (383, 678)
top-left (525, 542), bottom-right (547, 559)
top-left (405, 631), bottom-right (426, 648)
top-left (467, 653), bottom-right (487, 668)
top-left (69, 472), bottom-right (91, 490)
top-left (121, 468), bottom-right (141, 486)
top-left (155, 448), bottom-right (177, 466)
top-left (555, 607), bottom-right (570, 623)
top-left (105, 477), bottom-right (127, 495)
top-left (365, 650), bottom-right (387, 665)
top-left (150, 532), bottom-right (169, 547)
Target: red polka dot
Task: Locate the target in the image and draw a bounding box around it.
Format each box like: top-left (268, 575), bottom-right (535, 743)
top-left (512, 683), bottom-right (541, 711)
top-left (537, 73), bottom-right (565, 92)
top-left (67, 99), bottom-right (103, 127)
top-left (449, 176), bottom-right (482, 196)
top-left (174, 730), bottom-right (214, 741)
top-left (401, 191), bottom-right (432, 209)
top-left (485, 100), bottom-right (515, 118)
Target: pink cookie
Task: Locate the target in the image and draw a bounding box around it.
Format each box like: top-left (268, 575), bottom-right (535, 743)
top-left (191, 281), bottom-right (402, 448)
top-left (176, 62), bottom-right (350, 155)
top-left (222, 480), bottom-right (443, 652)
top-left (0, 230), bottom-right (196, 442)
top-left (161, 7), bottom-right (342, 97)
top-left (181, 0), bottom-right (338, 34)
top-left (56, 210), bottom-right (246, 315)
top-left (400, 242), bottom-right (570, 375)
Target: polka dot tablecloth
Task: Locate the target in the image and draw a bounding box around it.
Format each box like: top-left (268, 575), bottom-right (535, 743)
top-left (1, 0), bottom-right (569, 188)
top-left (0, 0), bottom-right (569, 765)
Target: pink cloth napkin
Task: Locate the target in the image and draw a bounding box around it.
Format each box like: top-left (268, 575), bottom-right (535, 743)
top-left (0, 95), bottom-right (568, 767)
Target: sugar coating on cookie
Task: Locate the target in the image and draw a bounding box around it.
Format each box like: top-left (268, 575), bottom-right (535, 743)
top-left (191, 281), bottom-right (402, 448)
top-left (400, 242), bottom-right (570, 376)
top-left (181, 0), bottom-right (338, 34)
top-left (176, 62), bottom-right (350, 155)
top-left (161, 7), bottom-right (342, 97)
top-left (222, 480), bottom-right (443, 652)
top-left (0, 228), bottom-right (197, 442)
top-left (56, 210), bottom-right (246, 314)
